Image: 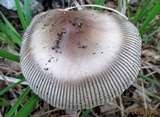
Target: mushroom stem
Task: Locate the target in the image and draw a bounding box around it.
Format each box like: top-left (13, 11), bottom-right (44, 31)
top-left (64, 4), bottom-right (128, 20)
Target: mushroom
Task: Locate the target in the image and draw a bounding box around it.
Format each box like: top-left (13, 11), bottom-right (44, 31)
top-left (20, 9), bottom-right (141, 110)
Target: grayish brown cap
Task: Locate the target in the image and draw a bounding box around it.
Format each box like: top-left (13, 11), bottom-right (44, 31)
top-left (20, 9), bottom-right (141, 110)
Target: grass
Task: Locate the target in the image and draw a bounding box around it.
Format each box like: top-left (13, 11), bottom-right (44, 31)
top-left (14, 0), bottom-right (28, 30)
top-left (6, 87), bottom-right (31, 117)
top-left (0, 78), bottom-right (25, 95)
top-left (0, 49), bottom-right (20, 62)
top-left (0, 0), bottom-right (37, 116)
top-left (0, 0), bottom-right (160, 116)
top-left (14, 94), bottom-right (39, 117)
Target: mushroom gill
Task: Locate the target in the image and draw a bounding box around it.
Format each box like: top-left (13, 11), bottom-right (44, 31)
top-left (20, 9), bottom-right (141, 110)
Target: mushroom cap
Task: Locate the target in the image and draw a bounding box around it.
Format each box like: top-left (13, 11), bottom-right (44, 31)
top-left (20, 9), bottom-right (141, 110)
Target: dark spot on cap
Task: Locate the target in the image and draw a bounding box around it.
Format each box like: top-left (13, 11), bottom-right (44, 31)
top-left (44, 68), bottom-right (49, 71)
top-left (82, 45), bottom-right (87, 49)
top-left (101, 52), bottom-right (103, 54)
top-left (93, 52), bottom-right (96, 55)
top-left (55, 28), bottom-right (67, 49)
top-left (56, 59), bottom-right (58, 62)
top-left (51, 47), bottom-right (55, 50)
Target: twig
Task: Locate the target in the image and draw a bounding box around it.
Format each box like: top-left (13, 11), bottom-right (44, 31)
top-left (0, 75), bottom-right (28, 85)
top-left (121, 0), bottom-right (127, 14)
top-left (142, 81), bottom-right (147, 111)
top-left (79, 0), bottom-right (84, 5)
top-left (33, 109), bottom-right (59, 117)
top-left (64, 4), bottom-right (128, 20)
top-left (119, 96), bottom-right (125, 117)
top-left (146, 71), bottom-right (156, 77)
top-left (144, 62), bottom-right (160, 75)
top-left (73, 0), bottom-right (83, 10)
top-left (1, 74), bottom-right (18, 99)
top-left (132, 82), bottom-right (160, 100)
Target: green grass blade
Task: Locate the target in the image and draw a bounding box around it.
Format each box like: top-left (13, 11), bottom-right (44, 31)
top-left (126, 0), bottom-right (130, 20)
top-left (132, 0), bottom-right (156, 24)
top-left (142, 37), bottom-right (154, 42)
top-left (132, 0), bottom-right (143, 23)
top-left (0, 22), bottom-right (22, 46)
top-left (139, 1), bottom-right (160, 33)
top-left (6, 87), bottom-right (31, 117)
top-left (24, 0), bottom-right (32, 25)
top-left (0, 49), bottom-right (20, 62)
top-left (141, 20), bottom-right (160, 35)
top-left (143, 27), bottom-right (160, 40)
top-left (0, 97), bottom-right (10, 106)
top-left (0, 79), bottom-right (26, 95)
top-left (0, 32), bottom-right (19, 50)
top-left (132, 0), bottom-right (150, 24)
top-left (0, 11), bottom-right (21, 39)
top-left (93, 0), bottom-right (105, 5)
top-left (138, 74), bottom-right (160, 87)
top-left (15, 94), bottom-right (39, 117)
top-left (93, 0), bottom-right (105, 11)
top-left (80, 109), bottom-right (91, 117)
top-left (117, 0), bottom-right (121, 12)
top-left (14, 0), bottom-right (27, 30)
